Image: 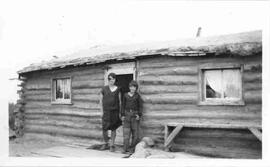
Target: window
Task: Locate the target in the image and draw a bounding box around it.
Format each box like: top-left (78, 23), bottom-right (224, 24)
top-left (52, 77), bottom-right (71, 104)
top-left (199, 66), bottom-right (244, 105)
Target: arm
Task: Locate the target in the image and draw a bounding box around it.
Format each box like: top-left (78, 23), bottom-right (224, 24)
top-left (121, 93), bottom-right (126, 117)
top-left (118, 91), bottom-right (123, 119)
top-left (137, 94), bottom-right (143, 117)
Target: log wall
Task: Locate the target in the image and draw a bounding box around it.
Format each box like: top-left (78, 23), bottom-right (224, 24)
top-left (22, 65), bottom-right (105, 144)
top-left (21, 54), bottom-right (262, 158)
top-left (138, 54), bottom-right (262, 158)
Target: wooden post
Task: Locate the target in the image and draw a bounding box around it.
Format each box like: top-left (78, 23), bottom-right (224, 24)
top-left (248, 128), bottom-right (262, 142)
top-left (164, 124), bottom-right (184, 150)
top-left (164, 125), bottom-right (168, 141)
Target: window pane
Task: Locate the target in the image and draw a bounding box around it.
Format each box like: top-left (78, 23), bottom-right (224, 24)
top-left (223, 69), bottom-right (241, 98)
top-left (205, 70), bottom-right (222, 98)
top-left (54, 78), bottom-right (71, 101)
top-left (64, 79), bottom-right (71, 99)
top-left (56, 80), bottom-right (63, 99)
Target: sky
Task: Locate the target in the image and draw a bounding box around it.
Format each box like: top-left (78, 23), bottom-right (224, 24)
top-left (0, 0), bottom-right (269, 103)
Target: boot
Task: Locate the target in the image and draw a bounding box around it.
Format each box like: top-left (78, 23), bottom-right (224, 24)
top-left (100, 143), bottom-right (109, 150)
top-left (110, 145), bottom-right (116, 152)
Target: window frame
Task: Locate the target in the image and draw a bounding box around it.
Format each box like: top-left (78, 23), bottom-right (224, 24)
top-left (51, 76), bottom-right (72, 105)
top-left (198, 63), bottom-right (245, 106)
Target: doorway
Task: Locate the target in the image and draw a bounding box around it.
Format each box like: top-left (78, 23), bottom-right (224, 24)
top-left (104, 62), bottom-right (136, 145)
top-left (116, 74), bottom-right (133, 101)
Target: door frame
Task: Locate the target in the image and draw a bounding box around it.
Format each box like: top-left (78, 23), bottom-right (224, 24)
top-left (104, 62), bottom-right (136, 85)
top-left (103, 61), bottom-right (136, 144)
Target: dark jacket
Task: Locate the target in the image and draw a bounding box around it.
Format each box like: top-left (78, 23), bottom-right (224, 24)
top-left (121, 92), bottom-right (143, 117)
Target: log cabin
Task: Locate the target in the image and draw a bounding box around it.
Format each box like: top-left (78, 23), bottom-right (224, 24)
top-left (17, 30), bottom-right (262, 158)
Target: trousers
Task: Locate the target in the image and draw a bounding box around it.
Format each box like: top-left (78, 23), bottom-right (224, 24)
top-left (123, 111), bottom-right (140, 152)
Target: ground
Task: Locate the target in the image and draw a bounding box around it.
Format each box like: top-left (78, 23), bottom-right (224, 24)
top-left (9, 137), bottom-right (63, 157)
top-left (9, 137), bottom-right (205, 158)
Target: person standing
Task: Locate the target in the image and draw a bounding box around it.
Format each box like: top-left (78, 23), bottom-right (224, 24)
top-left (121, 80), bottom-right (142, 154)
top-left (100, 73), bottom-right (122, 152)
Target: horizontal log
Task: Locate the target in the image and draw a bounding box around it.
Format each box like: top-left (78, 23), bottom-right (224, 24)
top-left (139, 56), bottom-right (262, 69)
top-left (244, 63), bottom-right (262, 72)
top-left (72, 80), bottom-right (104, 89)
top-left (18, 82), bottom-right (26, 87)
top-left (139, 66), bottom-right (198, 76)
top-left (139, 57), bottom-right (195, 68)
top-left (24, 132), bottom-right (102, 146)
top-left (25, 124), bottom-right (102, 139)
top-left (141, 93), bottom-right (197, 104)
top-left (26, 119), bottom-right (101, 130)
top-left (141, 118), bottom-right (261, 128)
top-left (19, 76), bottom-right (27, 81)
top-left (244, 90), bottom-right (262, 104)
top-left (143, 110), bottom-right (261, 120)
top-left (24, 89), bottom-right (51, 95)
top-left (165, 122), bottom-right (260, 131)
top-left (25, 82), bottom-right (51, 90)
top-left (73, 78), bottom-right (104, 86)
top-left (25, 106), bottom-right (101, 117)
top-left (26, 77), bottom-right (50, 85)
top-left (72, 100), bottom-right (100, 109)
top-left (73, 73), bottom-right (104, 81)
top-left (26, 87), bottom-right (51, 91)
top-left (19, 94), bottom-right (26, 99)
top-left (17, 99), bottom-right (26, 104)
top-left (72, 94), bottom-right (99, 102)
top-left (26, 94), bottom-right (51, 101)
top-left (17, 90), bottom-right (24, 94)
top-left (139, 75), bottom-right (197, 85)
top-left (25, 113), bottom-right (99, 121)
top-left (140, 122), bottom-right (163, 129)
top-left (139, 85), bottom-right (198, 94)
top-left (243, 73), bottom-right (262, 83)
top-left (25, 100), bottom-right (100, 109)
top-left (24, 101), bottom-right (50, 108)
top-left (140, 56), bottom-right (241, 69)
top-left (72, 88), bottom-right (101, 95)
top-left (244, 82), bottom-right (262, 91)
top-left (15, 103), bottom-right (24, 108)
top-left (143, 103), bottom-right (261, 113)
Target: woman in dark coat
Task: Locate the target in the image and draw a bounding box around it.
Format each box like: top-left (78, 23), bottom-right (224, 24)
top-left (100, 73), bottom-right (122, 152)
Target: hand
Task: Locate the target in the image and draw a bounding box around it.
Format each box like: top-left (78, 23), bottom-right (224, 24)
top-left (135, 115), bottom-right (140, 120)
top-left (121, 116), bottom-right (125, 121)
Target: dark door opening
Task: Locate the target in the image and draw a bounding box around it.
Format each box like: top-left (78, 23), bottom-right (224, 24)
top-left (116, 74), bottom-right (133, 101)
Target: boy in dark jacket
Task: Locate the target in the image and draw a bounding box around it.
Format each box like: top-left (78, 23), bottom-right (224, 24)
top-left (121, 80), bottom-right (142, 154)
